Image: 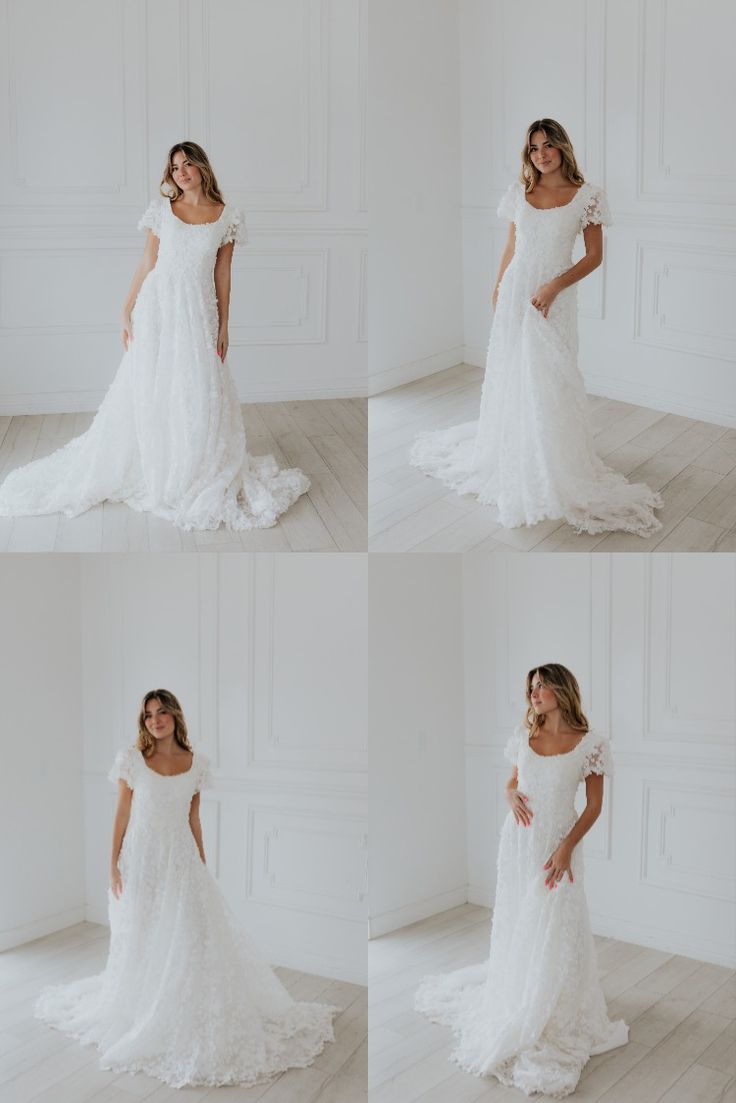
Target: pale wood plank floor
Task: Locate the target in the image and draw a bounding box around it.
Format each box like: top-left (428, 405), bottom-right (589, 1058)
top-left (369, 365), bottom-right (736, 553)
top-left (0, 398), bottom-right (367, 553)
top-left (0, 922), bottom-right (366, 1103)
top-left (369, 905), bottom-right (736, 1103)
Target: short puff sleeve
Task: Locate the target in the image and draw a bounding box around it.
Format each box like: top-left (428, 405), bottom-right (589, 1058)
top-left (220, 207), bottom-right (247, 248)
top-left (580, 186), bottom-right (612, 231)
top-left (137, 197), bottom-right (164, 238)
top-left (108, 746), bottom-right (138, 789)
top-left (581, 734), bottom-right (613, 779)
top-left (497, 182), bottom-right (519, 222)
top-left (194, 753), bottom-right (213, 793)
top-left (503, 727), bottom-right (524, 766)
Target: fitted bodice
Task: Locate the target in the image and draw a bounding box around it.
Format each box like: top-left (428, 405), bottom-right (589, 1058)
top-left (498, 180), bottom-right (612, 286)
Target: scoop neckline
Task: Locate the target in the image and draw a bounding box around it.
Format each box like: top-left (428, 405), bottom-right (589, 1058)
top-left (168, 199), bottom-right (226, 227)
top-left (140, 748), bottom-right (195, 777)
top-left (523, 183), bottom-right (585, 212)
top-left (527, 730), bottom-right (590, 758)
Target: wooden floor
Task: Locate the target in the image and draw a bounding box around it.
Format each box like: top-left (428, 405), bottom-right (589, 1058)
top-left (0, 398), bottom-right (367, 553)
top-left (369, 365), bottom-right (736, 553)
top-left (0, 922), bottom-right (367, 1103)
top-left (368, 904), bottom-right (736, 1103)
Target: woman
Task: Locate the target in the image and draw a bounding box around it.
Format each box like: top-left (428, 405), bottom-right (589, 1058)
top-left (410, 118), bottom-right (662, 536)
top-left (0, 142), bottom-right (309, 531)
top-left (415, 664), bottom-right (628, 1099)
top-left (34, 689), bottom-right (336, 1089)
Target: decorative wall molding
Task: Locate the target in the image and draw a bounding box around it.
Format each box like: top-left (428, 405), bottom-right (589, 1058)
top-left (643, 556), bottom-right (735, 743)
top-left (633, 240), bottom-right (736, 363)
top-left (641, 780), bottom-right (736, 902)
top-left (247, 806), bottom-right (368, 921)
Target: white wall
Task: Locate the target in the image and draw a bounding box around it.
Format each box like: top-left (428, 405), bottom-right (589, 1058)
top-left (368, 0), bottom-right (464, 394)
top-left (369, 554), bottom-right (466, 936)
top-left (463, 553), bottom-right (736, 968)
top-left (0, 556), bottom-right (84, 951)
top-left (0, 0), bottom-right (367, 413)
top-left (81, 553), bottom-right (368, 984)
top-left (460, 0), bottom-right (736, 427)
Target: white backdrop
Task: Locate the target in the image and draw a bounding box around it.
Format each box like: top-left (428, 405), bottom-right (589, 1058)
top-left (0, 553), bottom-right (368, 984)
top-left (370, 553), bottom-right (736, 969)
top-left (370, 0), bottom-right (736, 427)
top-left (0, 0), bottom-right (367, 413)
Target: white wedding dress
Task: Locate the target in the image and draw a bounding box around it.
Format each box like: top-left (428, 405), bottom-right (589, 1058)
top-left (0, 197), bottom-right (309, 531)
top-left (410, 181), bottom-right (663, 536)
top-left (415, 728), bottom-right (628, 1099)
top-left (34, 747), bottom-right (336, 1089)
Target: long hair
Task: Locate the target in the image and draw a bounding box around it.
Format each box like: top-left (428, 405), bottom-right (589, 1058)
top-left (524, 663), bottom-right (589, 739)
top-left (520, 118), bottom-right (585, 194)
top-left (137, 689), bottom-right (192, 758)
top-left (160, 141), bottom-right (225, 204)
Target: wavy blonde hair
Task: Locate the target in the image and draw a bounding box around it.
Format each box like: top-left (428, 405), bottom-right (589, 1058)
top-left (137, 689), bottom-right (192, 758)
top-left (520, 118), bottom-right (585, 194)
top-left (160, 141), bottom-right (225, 204)
top-left (524, 664), bottom-right (589, 739)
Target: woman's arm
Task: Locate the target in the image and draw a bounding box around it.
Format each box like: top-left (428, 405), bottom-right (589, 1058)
top-left (189, 792), bottom-right (206, 864)
top-left (505, 765), bottom-right (534, 827)
top-left (492, 223), bottom-right (516, 309)
top-left (543, 773), bottom-right (604, 887)
top-left (110, 781), bottom-right (133, 897)
top-left (531, 223), bottom-right (604, 318)
top-left (214, 241), bottom-right (234, 360)
top-left (121, 231), bottom-right (159, 348)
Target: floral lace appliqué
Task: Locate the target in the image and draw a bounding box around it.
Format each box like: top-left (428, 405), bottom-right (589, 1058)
top-left (220, 207), bottom-right (248, 248)
top-left (581, 737), bottom-right (613, 779)
top-left (580, 187), bottom-right (613, 231)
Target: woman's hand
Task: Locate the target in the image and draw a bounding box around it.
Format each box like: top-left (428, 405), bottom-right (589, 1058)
top-left (217, 326), bottom-right (229, 361)
top-left (506, 788), bottom-right (533, 827)
top-left (543, 842), bottom-right (574, 888)
top-left (121, 316), bottom-right (133, 351)
top-left (110, 866), bottom-right (123, 899)
top-left (530, 281), bottom-right (559, 319)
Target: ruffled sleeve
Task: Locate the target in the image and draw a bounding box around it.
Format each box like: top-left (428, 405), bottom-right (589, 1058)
top-left (503, 727), bottom-right (524, 766)
top-left (194, 753), bottom-right (213, 793)
top-left (581, 734), bottom-right (613, 779)
top-left (220, 206), bottom-right (247, 247)
top-left (497, 182), bottom-right (519, 222)
top-left (137, 197), bottom-right (164, 237)
top-left (580, 185), bottom-right (612, 231)
top-left (107, 746), bottom-right (137, 789)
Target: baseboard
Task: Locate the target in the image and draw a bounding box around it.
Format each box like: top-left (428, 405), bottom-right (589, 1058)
top-left (369, 346), bottom-right (466, 396)
top-left (369, 885), bottom-right (468, 939)
top-left (0, 380), bottom-right (368, 416)
top-left (588, 911), bottom-right (736, 970)
top-left (0, 905), bottom-right (86, 952)
top-left (466, 884), bottom-right (493, 909)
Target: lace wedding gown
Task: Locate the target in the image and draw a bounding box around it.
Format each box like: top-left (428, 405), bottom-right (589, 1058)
top-left (415, 728), bottom-right (628, 1099)
top-left (34, 747), bottom-right (336, 1089)
top-left (410, 181), bottom-right (662, 536)
top-left (0, 197), bottom-right (309, 531)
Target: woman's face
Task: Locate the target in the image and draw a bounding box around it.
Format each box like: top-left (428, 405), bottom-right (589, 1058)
top-left (529, 673), bottom-right (558, 715)
top-left (171, 152), bottom-right (202, 192)
top-left (529, 131), bottom-right (562, 176)
top-left (144, 698), bottom-right (176, 741)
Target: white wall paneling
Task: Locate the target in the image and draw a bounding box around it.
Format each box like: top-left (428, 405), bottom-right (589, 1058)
top-left (0, 555), bottom-right (84, 952)
top-left (0, 0), bottom-right (367, 412)
top-left (2, 554), bottom-right (367, 984)
top-left (367, 0), bottom-right (464, 394)
top-left (368, 554), bottom-right (467, 938)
